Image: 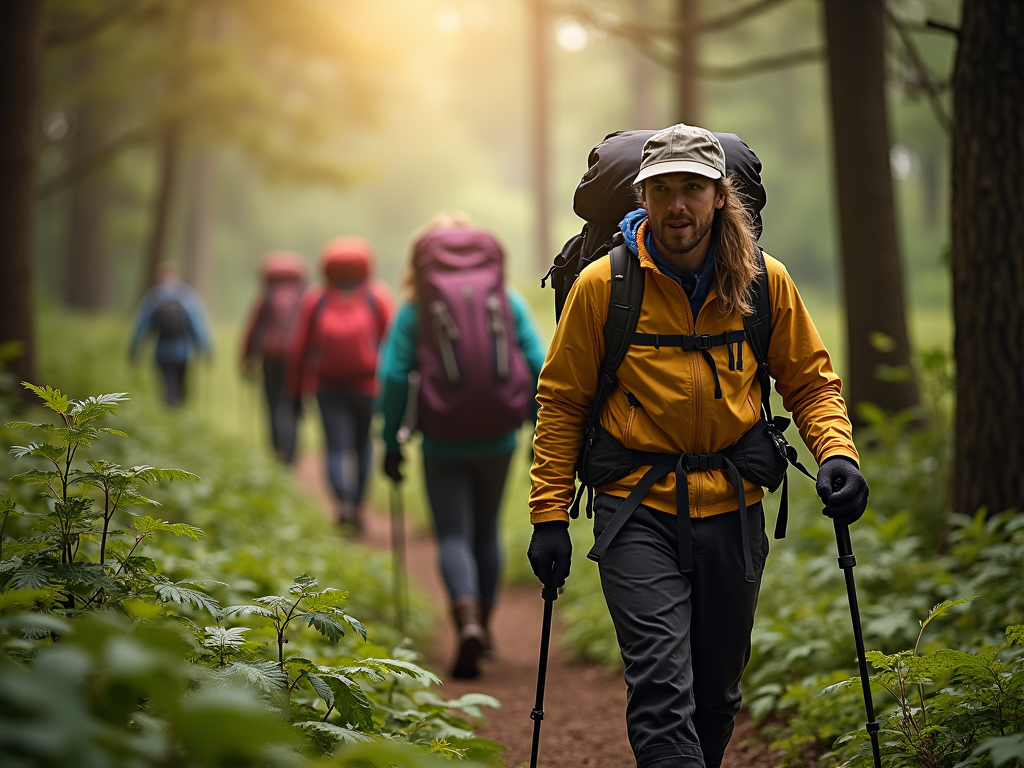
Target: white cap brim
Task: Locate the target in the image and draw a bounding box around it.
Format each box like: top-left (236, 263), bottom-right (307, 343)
top-left (633, 160), bottom-right (723, 185)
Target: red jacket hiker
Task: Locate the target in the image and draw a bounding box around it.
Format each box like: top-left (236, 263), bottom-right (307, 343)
top-left (240, 251), bottom-right (308, 464)
top-left (287, 236), bottom-right (393, 531)
top-left (286, 237), bottom-right (394, 398)
top-left (241, 251), bottom-right (307, 367)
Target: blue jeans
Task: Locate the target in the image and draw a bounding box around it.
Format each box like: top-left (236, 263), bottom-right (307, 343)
top-left (422, 452), bottom-right (513, 606)
top-left (316, 389), bottom-right (373, 510)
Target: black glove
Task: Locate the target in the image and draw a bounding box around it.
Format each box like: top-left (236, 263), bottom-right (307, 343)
top-left (384, 450), bottom-right (404, 484)
top-left (527, 520), bottom-right (572, 589)
top-left (816, 456), bottom-right (869, 526)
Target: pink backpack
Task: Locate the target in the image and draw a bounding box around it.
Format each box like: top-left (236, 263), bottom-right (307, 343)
top-left (413, 228), bottom-right (533, 440)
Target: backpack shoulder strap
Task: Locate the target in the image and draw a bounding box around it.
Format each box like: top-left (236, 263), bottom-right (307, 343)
top-left (590, 235), bottom-right (645, 425)
top-left (742, 248), bottom-right (773, 420)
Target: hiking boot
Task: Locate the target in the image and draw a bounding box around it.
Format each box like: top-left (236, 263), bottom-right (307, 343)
top-left (450, 596), bottom-right (485, 679)
top-left (480, 603), bottom-right (496, 659)
top-left (333, 501), bottom-right (363, 536)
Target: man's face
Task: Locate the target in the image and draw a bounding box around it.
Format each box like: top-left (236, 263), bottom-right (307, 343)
top-left (640, 172), bottom-right (725, 256)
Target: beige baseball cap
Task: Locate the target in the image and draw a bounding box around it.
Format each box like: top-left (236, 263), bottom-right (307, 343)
top-left (633, 123), bottom-right (726, 185)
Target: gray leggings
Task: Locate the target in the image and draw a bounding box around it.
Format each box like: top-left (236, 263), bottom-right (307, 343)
top-left (422, 452), bottom-right (513, 607)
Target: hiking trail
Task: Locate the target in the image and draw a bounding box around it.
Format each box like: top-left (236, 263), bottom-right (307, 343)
top-left (298, 457), bottom-right (779, 767)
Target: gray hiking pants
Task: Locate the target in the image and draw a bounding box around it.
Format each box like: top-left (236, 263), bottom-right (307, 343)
top-left (422, 451), bottom-right (513, 607)
top-left (593, 493), bottom-right (768, 768)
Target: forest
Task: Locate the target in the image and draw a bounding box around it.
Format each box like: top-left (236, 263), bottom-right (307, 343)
top-left (1, 0), bottom-right (1023, 766)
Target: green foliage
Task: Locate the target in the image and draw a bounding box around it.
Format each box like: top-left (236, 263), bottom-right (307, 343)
top-left (2, 382), bottom-right (201, 613)
top-left (0, 381), bottom-right (501, 765)
top-left (826, 609), bottom-right (1024, 768)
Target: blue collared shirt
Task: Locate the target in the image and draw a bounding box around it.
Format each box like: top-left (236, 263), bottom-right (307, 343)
top-left (620, 208), bottom-right (717, 323)
top-left (644, 227), bottom-right (717, 323)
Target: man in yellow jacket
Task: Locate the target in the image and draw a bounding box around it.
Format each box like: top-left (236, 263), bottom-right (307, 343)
top-left (527, 124), bottom-right (869, 768)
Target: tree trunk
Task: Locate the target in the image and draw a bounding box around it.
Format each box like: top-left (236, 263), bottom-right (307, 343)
top-left (529, 0), bottom-right (552, 271)
top-left (673, 0), bottom-right (701, 124)
top-left (184, 150), bottom-right (216, 304)
top-left (0, 1), bottom-right (45, 387)
top-left (951, 1), bottom-right (1024, 516)
top-left (823, 0), bottom-right (920, 421)
top-left (631, 0), bottom-right (658, 129)
top-left (64, 101), bottom-right (110, 311)
top-left (140, 124), bottom-right (182, 297)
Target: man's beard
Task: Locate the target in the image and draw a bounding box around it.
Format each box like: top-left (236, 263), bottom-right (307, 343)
top-left (652, 212), bottom-right (713, 255)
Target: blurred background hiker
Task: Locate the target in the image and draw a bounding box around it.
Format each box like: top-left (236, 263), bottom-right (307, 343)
top-left (288, 237), bottom-right (393, 532)
top-left (240, 251), bottom-right (308, 464)
top-left (128, 262), bottom-right (213, 407)
top-left (378, 211), bottom-right (546, 679)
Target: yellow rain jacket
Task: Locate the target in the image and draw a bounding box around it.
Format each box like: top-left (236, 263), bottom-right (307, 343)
top-left (530, 221), bottom-right (858, 524)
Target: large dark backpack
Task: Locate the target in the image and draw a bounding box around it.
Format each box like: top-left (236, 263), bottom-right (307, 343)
top-left (413, 227), bottom-right (533, 440)
top-left (547, 130), bottom-right (811, 540)
top-left (153, 292), bottom-right (191, 339)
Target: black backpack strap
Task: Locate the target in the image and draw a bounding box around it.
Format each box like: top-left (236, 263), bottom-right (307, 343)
top-left (600, 237), bottom-right (644, 390)
top-left (570, 235), bottom-right (645, 519)
top-left (743, 248), bottom-right (773, 420)
top-left (741, 250), bottom-right (815, 540)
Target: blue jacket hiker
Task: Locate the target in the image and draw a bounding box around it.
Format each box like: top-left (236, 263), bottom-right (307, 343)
top-left (378, 212), bottom-right (546, 680)
top-left (129, 264), bottom-right (213, 407)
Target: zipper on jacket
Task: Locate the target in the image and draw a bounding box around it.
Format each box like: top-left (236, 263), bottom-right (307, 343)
top-left (431, 300), bottom-right (462, 385)
top-left (486, 295), bottom-right (510, 381)
top-left (623, 391), bottom-right (640, 445)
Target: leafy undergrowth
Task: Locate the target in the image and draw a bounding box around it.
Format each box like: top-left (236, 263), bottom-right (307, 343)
top-left (0, 378), bottom-right (503, 766)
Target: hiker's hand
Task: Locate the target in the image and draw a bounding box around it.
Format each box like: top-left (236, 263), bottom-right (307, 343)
top-left (527, 521), bottom-right (572, 589)
top-left (816, 457), bottom-right (869, 526)
top-left (384, 450), bottom-right (404, 484)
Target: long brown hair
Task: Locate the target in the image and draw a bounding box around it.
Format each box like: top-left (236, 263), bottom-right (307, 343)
top-left (712, 174), bottom-right (761, 316)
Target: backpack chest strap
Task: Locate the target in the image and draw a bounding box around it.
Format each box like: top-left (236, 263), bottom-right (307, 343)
top-left (630, 329), bottom-right (747, 399)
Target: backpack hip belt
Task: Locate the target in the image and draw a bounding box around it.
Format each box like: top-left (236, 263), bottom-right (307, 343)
top-left (583, 428), bottom-right (757, 583)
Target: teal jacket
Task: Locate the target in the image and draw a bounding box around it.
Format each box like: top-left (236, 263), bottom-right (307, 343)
top-left (379, 289), bottom-right (547, 459)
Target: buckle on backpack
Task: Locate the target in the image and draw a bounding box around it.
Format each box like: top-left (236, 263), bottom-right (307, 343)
top-left (695, 334), bottom-right (712, 350)
top-left (684, 455), bottom-right (710, 471)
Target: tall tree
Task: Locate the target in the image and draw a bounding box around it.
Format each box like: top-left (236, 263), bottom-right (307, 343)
top-left (63, 100), bottom-right (111, 310)
top-left (823, 0), bottom-right (920, 419)
top-left (530, 0), bottom-right (553, 270)
top-left (950, 0), bottom-right (1024, 516)
top-left (0, 1), bottom-right (46, 387)
top-left (183, 151), bottom-right (216, 303)
top-left (141, 124), bottom-right (183, 295)
top-left (673, 0), bottom-right (701, 124)
top-left (630, 0), bottom-right (658, 128)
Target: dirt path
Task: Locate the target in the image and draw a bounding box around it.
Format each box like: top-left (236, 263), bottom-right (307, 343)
top-left (299, 457), bottom-right (778, 767)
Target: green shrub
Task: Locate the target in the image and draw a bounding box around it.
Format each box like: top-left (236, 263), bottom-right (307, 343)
top-left (0, 383), bottom-right (502, 766)
top-left (827, 601), bottom-right (1024, 768)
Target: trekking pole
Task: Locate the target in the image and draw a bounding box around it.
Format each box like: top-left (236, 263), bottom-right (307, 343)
top-left (833, 520), bottom-right (882, 768)
top-left (389, 479), bottom-right (407, 633)
top-left (390, 370), bottom-right (419, 635)
top-left (529, 584), bottom-right (558, 768)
